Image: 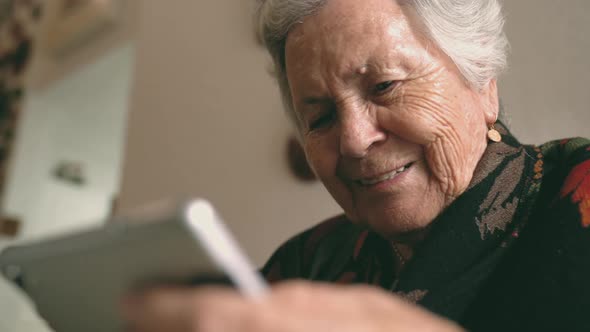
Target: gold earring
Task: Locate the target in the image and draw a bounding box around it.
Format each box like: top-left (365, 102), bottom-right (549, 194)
top-left (487, 123), bottom-right (502, 143)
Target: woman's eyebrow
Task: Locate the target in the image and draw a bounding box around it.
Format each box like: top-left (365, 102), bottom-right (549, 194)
top-left (365, 64), bottom-right (408, 77)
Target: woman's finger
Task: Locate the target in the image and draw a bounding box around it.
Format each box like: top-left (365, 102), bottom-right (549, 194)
top-left (121, 286), bottom-right (249, 332)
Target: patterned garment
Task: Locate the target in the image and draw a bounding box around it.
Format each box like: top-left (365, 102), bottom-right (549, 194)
top-left (261, 123), bottom-right (590, 331)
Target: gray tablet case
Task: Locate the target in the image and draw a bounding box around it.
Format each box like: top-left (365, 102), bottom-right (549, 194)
top-left (0, 198), bottom-right (267, 332)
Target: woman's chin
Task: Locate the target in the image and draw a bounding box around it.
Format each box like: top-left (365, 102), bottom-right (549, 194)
top-left (356, 200), bottom-right (442, 240)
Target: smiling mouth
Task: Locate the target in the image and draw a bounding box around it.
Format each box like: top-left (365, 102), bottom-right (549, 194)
top-left (357, 162), bottom-right (414, 186)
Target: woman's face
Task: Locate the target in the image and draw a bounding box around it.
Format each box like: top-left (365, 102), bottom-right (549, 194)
top-left (285, 0), bottom-right (499, 240)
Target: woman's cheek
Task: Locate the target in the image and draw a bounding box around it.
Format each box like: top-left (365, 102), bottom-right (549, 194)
top-left (422, 131), bottom-right (470, 198)
top-left (377, 89), bottom-right (458, 145)
top-left (303, 136), bottom-right (335, 179)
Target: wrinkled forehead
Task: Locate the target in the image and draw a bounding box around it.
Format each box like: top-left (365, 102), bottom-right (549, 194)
top-left (284, 0), bottom-right (428, 85)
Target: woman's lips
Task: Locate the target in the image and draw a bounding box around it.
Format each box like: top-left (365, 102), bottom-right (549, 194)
top-left (357, 162), bottom-right (414, 186)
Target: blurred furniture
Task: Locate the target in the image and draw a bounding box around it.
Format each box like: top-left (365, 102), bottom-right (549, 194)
top-left (0, 216), bottom-right (20, 236)
top-left (0, 0), bottom-right (41, 227)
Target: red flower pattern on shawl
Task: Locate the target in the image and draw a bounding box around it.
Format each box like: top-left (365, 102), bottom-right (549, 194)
top-left (560, 159), bottom-right (590, 227)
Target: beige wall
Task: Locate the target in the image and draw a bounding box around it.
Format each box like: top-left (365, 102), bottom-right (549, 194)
top-left (117, 0), bottom-right (341, 265)
top-left (500, 0), bottom-right (590, 143)
top-left (119, 0), bottom-right (590, 266)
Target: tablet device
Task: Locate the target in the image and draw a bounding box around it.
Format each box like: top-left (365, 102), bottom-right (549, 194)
top-left (0, 198), bottom-right (267, 332)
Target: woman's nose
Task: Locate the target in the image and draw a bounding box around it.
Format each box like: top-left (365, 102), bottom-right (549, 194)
top-left (339, 106), bottom-right (387, 158)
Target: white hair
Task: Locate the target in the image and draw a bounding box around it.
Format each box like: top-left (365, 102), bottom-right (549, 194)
top-left (256, 0), bottom-right (509, 116)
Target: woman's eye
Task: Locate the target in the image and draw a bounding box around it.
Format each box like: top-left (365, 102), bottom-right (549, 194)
top-left (374, 80), bottom-right (396, 94)
top-left (309, 112), bottom-right (335, 130)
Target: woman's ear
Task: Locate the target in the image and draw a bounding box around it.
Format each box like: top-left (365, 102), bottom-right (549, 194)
top-left (482, 79), bottom-right (499, 123)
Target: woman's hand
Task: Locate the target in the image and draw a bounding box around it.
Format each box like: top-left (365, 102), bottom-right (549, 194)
top-left (121, 281), bottom-right (464, 332)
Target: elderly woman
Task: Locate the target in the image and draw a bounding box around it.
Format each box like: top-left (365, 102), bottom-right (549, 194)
top-left (122, 0), bottom-right (590, 331)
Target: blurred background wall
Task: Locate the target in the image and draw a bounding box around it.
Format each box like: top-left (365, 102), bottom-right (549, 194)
top-left (116, 0), bottom-right (341, 266)
top-left (500, 0), bottom-right (590, 142)
top-left (1, 0), bottom-right (137, 247)
top-left (0, 0), bottom-right (588, 331)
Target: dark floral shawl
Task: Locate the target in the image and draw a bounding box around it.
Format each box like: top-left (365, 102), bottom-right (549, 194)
top-left (262, 124), bottom-right (590, 331)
